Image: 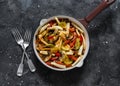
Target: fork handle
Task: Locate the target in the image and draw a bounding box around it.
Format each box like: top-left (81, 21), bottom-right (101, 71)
top-left (17, 52), bottom-right (25, 76)
top-left (27, 59), bottom-right (36, 72)
top-left (17, 63), bottom-right (24, 76)
top-left (24, 52), bottom-right (36, 72)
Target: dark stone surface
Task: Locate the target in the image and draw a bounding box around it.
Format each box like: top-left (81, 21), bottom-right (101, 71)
top-left (0, 0), bottom-right (120, 86)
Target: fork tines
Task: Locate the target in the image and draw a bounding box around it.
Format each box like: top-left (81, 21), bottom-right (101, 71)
top-left (24, 30), bottom-right (31, 43)
top-left (11, 28), bottom-right (23, 42)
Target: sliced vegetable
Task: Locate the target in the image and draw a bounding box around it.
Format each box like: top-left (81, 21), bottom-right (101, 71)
top-left (56, 61), bottom-right (64, 65)
top-left (51, 61), bottom-right (66, 69)
top-left (68, 55), bottom-right (77, 61)
top-left (41, 30), bottom-right (47, 36)
top-left (62, 50), bottom-right (73, 55)
top-left (66, 23), bottom-right (70, 37)
top-left (69, 27), bottom-right (75, 32)
top-left (36, 44), bottom-right (44, 51)
top-left (40, 38), bottom-right (54, 47)
top-left (50, 57), bottom-right (58, 61)
top-left (58, 22), bottom-right (67, 28)
top-left (55, 52), bottom-right (61, 57)
top-left (51, 26), bottom-right (63, 30)
top-left (42, 48), bottom-right (51, 51)
top-left (38, 35), bottom-right (42, 40)
top-left (78, 35), bottom-right (83, 43)
top-left (72, 32), bottom-right (77, 41)
top-left (46, 44), bottom-right (54, 47)
top-left (51, 47), bottom-right (59, 53)
top-left (47, 35), bottom-right (54, 40)
top-left (55, 37), bottom-right (62, 49)
top-left (55, 17), bottom-right (60, 24)
top-left (81, 34), bottom-right (86, 49)
top-left (40, 51), bottom-right (48, 55)
top-left (71, 23), bottom-right (84, 33)
top-left (49, 21), bottom-right (54, 27)
top-left (40, 38), bottom-right (49, 45)
top-left (76, 29), bottom-right (80, 36)
top-left (75, 38), bottom-right (81, 50)
top-left (46, 61), bottom-right (51, 66)
top-left (52, 54), bottom-right (55, 56)
top-left (78, 44), bottom-right (83, 55)
top-left (72, 55), bottom-right (83, 66)
top-left (44, 55), bottom-right (51, 62)
top-left (59, 31), bottom-right (66, 40)
top-left (62, 44), bottom-right (70, 51)
top-left (70, 39), bottom-right (76, 48)
top-left (63, 54), bottom-right (73, 65)
top-left (38, 31), bottom-right (47, 40)
top-left (40, 24), bottom-right (50, 33)
top-left (64, 40), bottom-right (70, 45)
top-left (68, 34), bottom-right (73, 40)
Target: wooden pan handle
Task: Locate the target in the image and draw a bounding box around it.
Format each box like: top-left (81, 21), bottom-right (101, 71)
top-left (80, 0), bottom-right (116, 28)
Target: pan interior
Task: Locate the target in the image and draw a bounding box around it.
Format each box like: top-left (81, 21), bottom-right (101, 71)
top-left (33, 15), bottom-right (90, 71)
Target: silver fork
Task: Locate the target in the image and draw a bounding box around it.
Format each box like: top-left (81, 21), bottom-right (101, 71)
top-left (23, 30), bottom-right (36, 72)
top-left (11, 28), bottom-right (36, 76)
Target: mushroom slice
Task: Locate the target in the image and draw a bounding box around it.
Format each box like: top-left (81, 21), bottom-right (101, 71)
top-left (51, 62), bottom-right (66, 69)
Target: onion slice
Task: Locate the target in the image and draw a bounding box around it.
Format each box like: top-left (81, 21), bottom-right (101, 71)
top-left (51, 62), bottom-right (66, 69)
top-left (40, 51), bottom-right (48, 55)
top-left (78, 44), bottom-right (83, 55)
top-left (40, 24), bottom-right (50, 33)
top-left (55, 17), bottom-right (60, 24)
top-left (81, 34), bottom-right (86, 49)
top-left (71, 23), bottom-right (84, 33)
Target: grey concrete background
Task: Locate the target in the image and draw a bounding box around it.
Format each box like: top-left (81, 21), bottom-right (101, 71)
top-left (0, 0), bottom-right (120, 86)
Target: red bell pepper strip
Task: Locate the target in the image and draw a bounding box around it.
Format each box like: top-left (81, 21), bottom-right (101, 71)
top-left (55, 52), bottom-right (61, 57)
top-left (68, 55), bottom-right (77, 61)
top-left (56, 61), bottom-right (64, 65)
top-left (69, 27), bottom-right (75, 32)
top-left (50, 57), bottom-right (58, 61)
top-left (64, 40), bottom-right (70, 45)
top-left (46, 62), bottom-right (51, 66)
top-left (47, 36), bottom-right (54, 40)
top-left (70, 39), bottom-right (76, 48)
top-left (78, 35), bottom-right (83, 43)
top-left (70, 32), bottom-right (77, 48)
top-left (49, 21), bottom-right (54, 27)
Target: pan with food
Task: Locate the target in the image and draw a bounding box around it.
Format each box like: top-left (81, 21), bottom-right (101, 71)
top-left (33, 0), bottom-right (115, 71)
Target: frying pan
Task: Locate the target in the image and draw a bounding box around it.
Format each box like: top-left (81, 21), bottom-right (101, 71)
top-left (33, 0), bottom-right (115, 71)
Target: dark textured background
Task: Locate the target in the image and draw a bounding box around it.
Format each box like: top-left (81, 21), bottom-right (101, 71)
top-left (0, 0), bottom-right (120, 86)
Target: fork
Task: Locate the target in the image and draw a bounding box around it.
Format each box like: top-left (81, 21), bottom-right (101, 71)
top-left (11, 28), bottom-right (36, 76)
top-left (23, 30), bottom-right (36, 72)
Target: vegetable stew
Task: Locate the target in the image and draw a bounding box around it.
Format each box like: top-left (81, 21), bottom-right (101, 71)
top-left (35, 17), bottom-right (86, 69)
